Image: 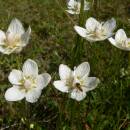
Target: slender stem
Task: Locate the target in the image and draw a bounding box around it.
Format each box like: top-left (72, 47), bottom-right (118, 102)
top-left (25, 101), bottom-right (31, 128)
top-left (71, 0), bottom-right (85, 66)
top-left (128, 52), bottom-right (130, 74)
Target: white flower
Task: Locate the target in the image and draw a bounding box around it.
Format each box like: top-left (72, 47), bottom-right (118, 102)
top-left (74, 17), bottom-right (116, 42)
top-left (108, 29), bottom-right (130, 51)
top-left (66, 0), bottom-right (90, 14)
top-left (53, 62), bottom-right (100, 101)
top-left (5, 59), bottom-right (51, 103)
top-left (0, 18), bottom-right (31, 55)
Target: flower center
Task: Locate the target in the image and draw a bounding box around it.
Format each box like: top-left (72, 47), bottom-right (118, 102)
top-left (3, 34), bottom-right (21, 49)
top-left (19, 76), bottom-right (36, 93)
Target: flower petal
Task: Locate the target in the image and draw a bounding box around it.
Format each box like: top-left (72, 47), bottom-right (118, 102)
top-left (115, 29), bottom-right (127, 43)
top-left (84, 0), bottom-right (90, 10)
top-left (25, 89), bottom-right (41, 103)
top-left (36, 73), bottom-right (51, 89)
top-left (53, 80), bottom-right (69, 93)
top-left (5, 86), bottom-right (25, 101)
top-left (74, 62), bottom-right (90, 79)
top-left (85, 17), bottom-right (100, 32)
top-left (108, 37), bottom-right (116, 46)
top-left (74, 26), bottom-right (87, 38)
top-left (23, 59), bottom-right (38, 77)
top-left (21, 26), bottom-right (31, 47)
top-left (68, 0), bottom-right (75, 7)
top-left (7, 18), bottom-right (25, 36)
top-left (59, 64), bottom-right (72, 80)
top-left (70, 88), bottom-right (86, 101)
top-left (109, 37), bottom-right (130, 50)
top-left (0, 30), bottom-right (6, 45)
top-left (103, 18), bottom-right (116, 34)
top-left (82, 77), bottom-right (100, 92)
top-left (8, 69), bottom-right (23, 85)
top-left (66, 10), bottom-right (79, 14)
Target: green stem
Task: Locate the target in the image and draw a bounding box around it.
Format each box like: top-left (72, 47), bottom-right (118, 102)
top-left (128, 52), bottom-right (130, 73)
top-left (25, 101), bottom-right (31, 128)
top-left (71, 0), bottom-right (85, 66)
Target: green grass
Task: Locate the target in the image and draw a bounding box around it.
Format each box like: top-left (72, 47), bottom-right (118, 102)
top-left (0, 0), bottom-right (130, 129)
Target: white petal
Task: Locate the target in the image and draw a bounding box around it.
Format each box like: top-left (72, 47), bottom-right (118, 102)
top-left (85, 17), bottom-right (100, 32)
top-left (84, 1), bottom-right (90, 10)
top-left (14, 46), bottom-right (23, 53)
top-left (0, 30), bottom-right (6, 45)
top-left (66, 10), bottom-right (79, 14)
top-left (82, 77), bottom-right (100, 92)
top-left (68, 0), bottom-right (75, 7)
top-left (115, 29), bottom-right (127, 43)
top-left (23, 59), bottom-right (38, 77)
top-left (8, 69), bottom-right (23, 85)
top-left (1, 47), bottom-right (19, 55)
top-left (0, 46), bottom-right (7, 54)
top-left (25, 89), bottom-right (41, 103)
top-left (21, 26), bottom-right (31, 46)
top-left (53, 80), bottom-right (69, 93)
top-left (59, 64), bottom-right (72, 80)
top-left (109, 38), bottom-right (130, 51)
top-left (7, 18), bottom-right (25, 36)
top-left (74, 62), bottom-right (90, 79)
top-left (108, 37), bottom-right (116, 46)
top-left (70, 88), bottom-right (86, 101)
top-left (74, 26), bottom-right (87, 38)
top-left (109, 37), bottom-right (130, 51)
top-left (5, 86), bottom-right (25, 101)
top-left (103, 18), bottom-right (116, 33)
top-left (36, 73), bottom-right (51, 89)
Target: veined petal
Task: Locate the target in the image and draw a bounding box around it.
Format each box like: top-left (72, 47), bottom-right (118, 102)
top-left (82, 77), bottom-right (100, 92)
top-left (21, 26), bottom-right (31, 46)
top-left (109, 37), bottom-right (130, 51)
top-left (74, 26), bottom-right (87, 38)
top-left (70, 88), bottom-right (86, 101)
top-left (115, 29), bottom-right (127, 43)
top-left (85, 17), bottom-right (100, 32)
top-left (5, 86), bottom-right (25, 101)
top-left (59, 64), bottom-right (72, 80)
top-left (0, 30), bottom-right (6, 45)
top-left (23, 59), bottom-right (38, 77)
top-left (74, 62), bottom-right (90, 79)
top-left (8, 69), bottom-right (23, 85)
top-left (103, 18), bottom-right (116, 33)
top-left (36, 73), bottom-right (51, 89)
top-left (25, 89), bottom-right (41, 103)
top-left (53, 80), bottom-right (69, 93)
top-left (7, 18), bottom-right (25, 36)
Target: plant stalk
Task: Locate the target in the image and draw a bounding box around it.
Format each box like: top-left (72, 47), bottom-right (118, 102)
top-left (71, 0), bottom-right (85, 66)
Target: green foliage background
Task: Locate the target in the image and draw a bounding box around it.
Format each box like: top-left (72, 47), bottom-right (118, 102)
top-left (0, 0), bottom-right (130, 129)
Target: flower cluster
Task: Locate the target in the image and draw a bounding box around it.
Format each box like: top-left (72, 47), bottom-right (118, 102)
top-left (4, 0), bottom-right (129, 104)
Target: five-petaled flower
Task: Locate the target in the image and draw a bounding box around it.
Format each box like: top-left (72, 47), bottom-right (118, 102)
top-left (5, 59), bottom-right (51, 103)
top-left (109, 29), bottom-right (130, 51)
top-left (74, 17), bottom-right (116, 42)
top-left (53, 62), bottom-right (100, 101)
top-left (0, 18), bottom-right (31, 55)
top-left (66, 0), bottom-right (90, 14)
